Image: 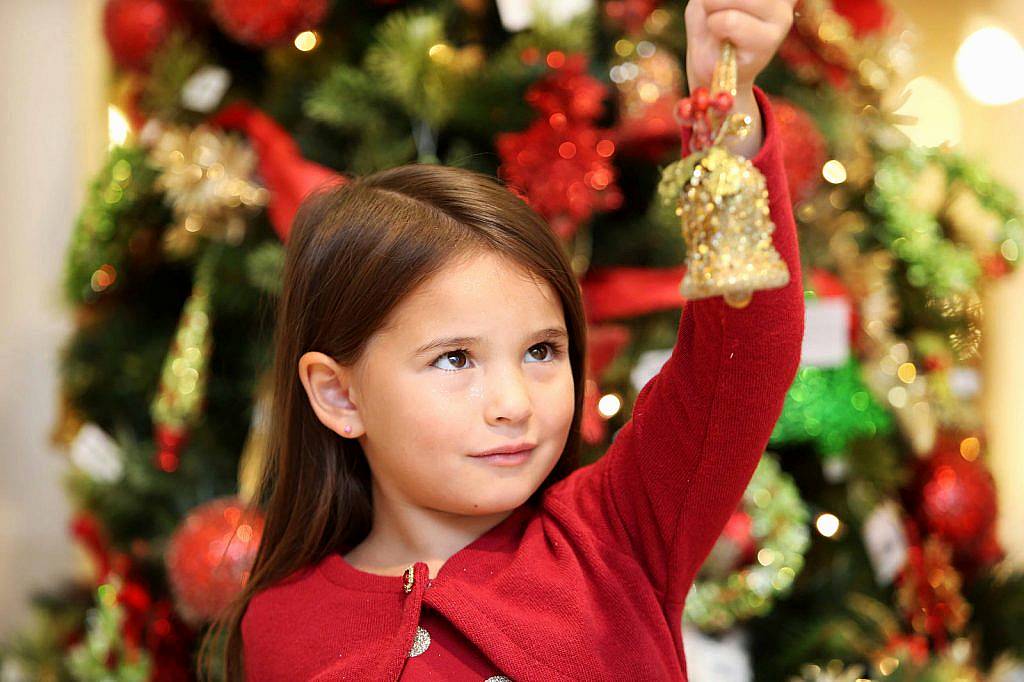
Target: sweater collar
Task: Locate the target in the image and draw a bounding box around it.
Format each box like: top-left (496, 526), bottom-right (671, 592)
top-left (317, 502), bottom-right (535, 592)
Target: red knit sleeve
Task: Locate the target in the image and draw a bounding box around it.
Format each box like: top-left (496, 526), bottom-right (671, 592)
top-left (545, 85), bottom-right (805, 601)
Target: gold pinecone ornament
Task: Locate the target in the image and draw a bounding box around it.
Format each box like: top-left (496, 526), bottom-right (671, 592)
top-left (659, 41), bottom-right (790, 308)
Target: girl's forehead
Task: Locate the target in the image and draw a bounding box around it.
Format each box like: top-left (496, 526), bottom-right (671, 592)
top-left (381, 255), bottom-right (564, 340)
top-left (411, 253), bottom-right (557, 307)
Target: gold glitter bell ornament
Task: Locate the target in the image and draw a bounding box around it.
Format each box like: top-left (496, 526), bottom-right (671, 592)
top-left (658, 41), bottom-right (790, 308)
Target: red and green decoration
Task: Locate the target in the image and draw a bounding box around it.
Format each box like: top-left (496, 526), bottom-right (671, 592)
top-left (149, 246), bottom-right (219, 473)
top-left (684, 454), bottom-right (811, 632)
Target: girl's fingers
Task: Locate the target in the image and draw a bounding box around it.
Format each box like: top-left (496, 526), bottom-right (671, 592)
top-left (705, 8), bottom-right (788, 52)
top-left (701, 0), bottom-right (794, 27)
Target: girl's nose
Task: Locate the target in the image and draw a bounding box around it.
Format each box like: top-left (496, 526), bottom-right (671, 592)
top-left (484, 367), bottom-right (533, 425)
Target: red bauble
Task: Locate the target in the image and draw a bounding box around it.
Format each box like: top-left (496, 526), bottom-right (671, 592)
top-left (831, 0), bottom-right (892, 38)
top-left (771, 96), bottom-right (827, 203)
top-left (211, 0), bottom-right (330, 47)
top-left (165, 496), bottom-right (265, 624)
top-left (103, 0), bottom-right (184, 71)
top-left (602, 0), bottom-right (659, 35)
top-left (912, 441), bottom-right (998, 561)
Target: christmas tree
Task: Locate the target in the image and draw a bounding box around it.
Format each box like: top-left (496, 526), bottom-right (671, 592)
top-left (2, 0), bottom-right (1023, 680)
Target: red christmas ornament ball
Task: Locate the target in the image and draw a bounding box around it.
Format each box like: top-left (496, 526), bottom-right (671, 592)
top-left (771, 97), bottom-right (827, 203)
top-left (103, 0), bottom-right (184, 71)
top-left (915, 445), bottom-right (997, 554)
top-left (165, 496), bottom-right (264, 624)
top-left (211, 0), bottom-right (330, 47)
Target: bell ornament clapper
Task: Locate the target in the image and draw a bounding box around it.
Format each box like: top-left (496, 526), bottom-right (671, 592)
top-left (659, 39), bottom-right (790, 309)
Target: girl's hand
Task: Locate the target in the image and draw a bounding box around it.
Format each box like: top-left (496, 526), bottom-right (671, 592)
top-left (684, 0), bottom-right (797, 93)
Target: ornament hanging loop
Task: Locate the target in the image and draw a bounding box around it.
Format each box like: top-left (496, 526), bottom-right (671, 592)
top-left (712, 40), bottom-right (738, 98)
top-left (659, 40), bottom-right (790, 308)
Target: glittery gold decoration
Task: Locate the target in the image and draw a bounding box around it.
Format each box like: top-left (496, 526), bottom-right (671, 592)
top-left (148, 124), bottom-right (268, 258)
top-left (150, 247), bottom-right (219, 436)
top-left (788, 0), bottom-right (903, 98)
top-left (238, 372), bottom-right (272, 505)
top-left (945, 181), bottom-right (1005, 257)
top-left (934, 289), bottom-right (983, 362)
top-left (611, 38), bottom-right (682, 120)
top-left (829, 240), bottom-right (937, 455)
top-left (659, 42), bottom-right (790, 308)
top-left (789, 661), bottom-right (868, 682)
top-left (408, 626), bottom-right (430, 657)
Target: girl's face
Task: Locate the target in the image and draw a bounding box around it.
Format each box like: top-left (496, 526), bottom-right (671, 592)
top-left (302, 251), bottom-right (575, 517)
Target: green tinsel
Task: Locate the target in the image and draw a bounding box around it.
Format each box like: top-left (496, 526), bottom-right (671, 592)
top-left (63, 145), bottom-right (163, 305)
top-left (866, 146), bottom-right (1021, 299)
top-left (770, 357), bottom-right (894, 457)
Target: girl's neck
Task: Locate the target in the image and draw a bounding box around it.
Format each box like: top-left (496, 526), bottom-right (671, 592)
top-left (344, 503), bottom-right (518, 578)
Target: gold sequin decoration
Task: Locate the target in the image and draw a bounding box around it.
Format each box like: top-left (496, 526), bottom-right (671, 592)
top-left (408, 626), bottom-right (430, 657)
top-left (403, 564), bottom-right (415, 593)
top-left (675, 142), bottom-right (790, 304)
top-left (658, 41), bottom-right (790, 307)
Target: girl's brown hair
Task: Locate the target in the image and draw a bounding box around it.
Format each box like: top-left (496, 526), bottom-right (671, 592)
top-left (198, 163), bottom-right (588, 680)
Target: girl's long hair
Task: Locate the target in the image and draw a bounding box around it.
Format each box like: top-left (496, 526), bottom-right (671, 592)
top-left (198, 163), bottom-right (588, 680)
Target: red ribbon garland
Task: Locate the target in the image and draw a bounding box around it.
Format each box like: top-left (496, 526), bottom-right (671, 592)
top-left (210, 101), bottom-right (344, 242)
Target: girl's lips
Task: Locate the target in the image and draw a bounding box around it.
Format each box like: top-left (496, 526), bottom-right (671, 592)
top-left (469, 448), bottom-right (533, 466)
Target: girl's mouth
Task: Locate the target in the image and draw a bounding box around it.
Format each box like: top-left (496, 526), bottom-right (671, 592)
top-left (468, 448), bottom-right (534, 466)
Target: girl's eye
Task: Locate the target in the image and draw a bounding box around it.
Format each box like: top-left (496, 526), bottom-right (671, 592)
top-left (433, 349), bottom-right (472, 372)
top-left (430, 342), bottom-right (565, 373)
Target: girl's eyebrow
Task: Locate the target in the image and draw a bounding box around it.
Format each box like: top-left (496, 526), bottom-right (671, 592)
top-left (413, 327), bottom-right (568, 357)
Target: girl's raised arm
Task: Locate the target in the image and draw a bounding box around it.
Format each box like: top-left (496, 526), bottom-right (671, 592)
top-left (546, 84), bottom-right (805, 603)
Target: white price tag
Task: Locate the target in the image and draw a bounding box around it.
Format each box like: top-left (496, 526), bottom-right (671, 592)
top-left (862, 499), bottom-right (909, 586)
top-left (181, 65), bottom-right (232, 113)
top-left (70, 423), bottom-right (124, 483)
top-left (800, 296), bottom-right (851, 368)
top-left (948, 366), bottom-right (981, 399)
top-left (682, 624), bottom-right (752, 682)
top-left (630, 348), bottom-right (672, 392)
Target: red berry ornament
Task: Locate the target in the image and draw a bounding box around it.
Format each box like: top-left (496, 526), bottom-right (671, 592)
top-left (692, 86), bottom-right (710, 112)
top-left (713, 91), bottom-right (734, 112)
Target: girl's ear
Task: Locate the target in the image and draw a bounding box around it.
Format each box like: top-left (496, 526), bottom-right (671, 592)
top-left (297, 351), bottom-right (365, 439)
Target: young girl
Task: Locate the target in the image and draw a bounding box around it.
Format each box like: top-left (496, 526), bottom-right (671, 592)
top-left (205, 0), bottom-right (802, 679)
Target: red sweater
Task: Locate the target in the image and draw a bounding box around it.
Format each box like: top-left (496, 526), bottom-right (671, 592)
top-left (242, 85), bottom-right (805, 681)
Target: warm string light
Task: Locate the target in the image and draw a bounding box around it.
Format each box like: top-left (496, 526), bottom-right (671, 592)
top-left (815, 512), bottom-right (842, 538)
top-left (955, 26), bottom-right (1024, 106)
top-left (293, 30), bottom-right (320, 52)
top-left (107, 104), bottom-right (130, 148)
top-left (597, 393), bottom-right (622, 418)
